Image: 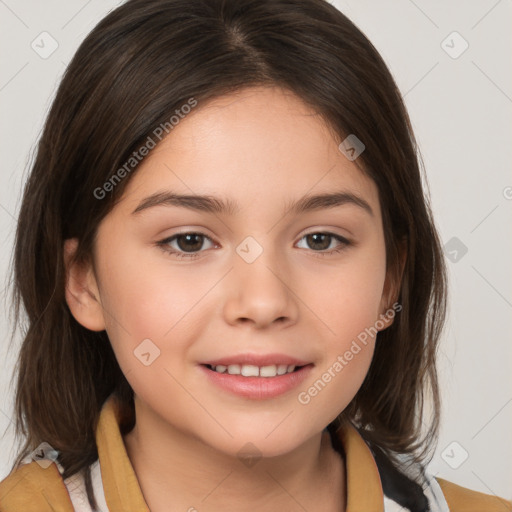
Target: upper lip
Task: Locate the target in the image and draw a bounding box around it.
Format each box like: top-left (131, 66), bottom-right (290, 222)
top-left (201, 353), bottom-right (312, 367)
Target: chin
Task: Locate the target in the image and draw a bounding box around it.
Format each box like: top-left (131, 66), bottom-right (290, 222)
top-left (200, 424), bottom-right (311, 460)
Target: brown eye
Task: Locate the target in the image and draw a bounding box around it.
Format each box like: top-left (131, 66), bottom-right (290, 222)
top-left (157, 232), bottom-right (215, 259)
top-left (296, 232), bottom-right (351, 255)
top-left (304, 233), bottom-right (331, 251)
top-left (174, 233), bottom-right (205, 252)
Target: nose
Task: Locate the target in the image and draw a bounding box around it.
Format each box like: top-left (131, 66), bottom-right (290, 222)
top-left (222, 248), bottom-right (299, 329)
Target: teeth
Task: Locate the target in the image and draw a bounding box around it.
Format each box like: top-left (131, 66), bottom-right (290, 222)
top-left (241, 365), bottom-right (259, 377)
top-left (227, 364), bottom-right (240, 375)
top-left (277, 364), bottom-right (289, 375)
top-left (211, 364), bottom-right (298, 377)
top-left (260, 365), bottom-right (278, 377)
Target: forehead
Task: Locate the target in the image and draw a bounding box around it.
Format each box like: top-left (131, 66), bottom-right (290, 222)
top-left (115, 86), bottom-right (380, 220)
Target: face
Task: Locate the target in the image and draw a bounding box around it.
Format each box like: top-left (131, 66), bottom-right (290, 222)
top-left (68, 86), bottom-right (396, 458)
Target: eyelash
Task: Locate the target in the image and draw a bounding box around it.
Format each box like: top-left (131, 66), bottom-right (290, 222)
top-left (156, 231), bottom-right (352, 260)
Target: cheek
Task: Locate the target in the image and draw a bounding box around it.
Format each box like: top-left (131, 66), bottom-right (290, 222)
top-left (96, 259), bottom-right (206, 407)
top-left (297, 308), bottom-right (377, 426)
top-left (95, 242), bottom-right (215, 375)
top-left (293, 249), bottom-right (385, 404)
top-left (99, 237), bottom-right (211, 331)
top-left (298, 250), bottom-right (387, 342)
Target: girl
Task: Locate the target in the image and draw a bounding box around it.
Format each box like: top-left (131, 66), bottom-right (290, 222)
top-left (0, 0), bottom-right (510, 511)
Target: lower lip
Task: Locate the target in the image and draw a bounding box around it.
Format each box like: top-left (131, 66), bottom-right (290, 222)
top-left (199, 364), bottom-right (314, 400)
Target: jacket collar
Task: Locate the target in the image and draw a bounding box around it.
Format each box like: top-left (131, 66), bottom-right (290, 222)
top-left (96, 394), bottom-right (384, 512)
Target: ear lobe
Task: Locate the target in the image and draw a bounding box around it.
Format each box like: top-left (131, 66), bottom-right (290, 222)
top-left (63, 238), bottom-right (106, 332)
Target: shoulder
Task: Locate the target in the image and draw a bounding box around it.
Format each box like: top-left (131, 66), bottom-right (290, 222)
top-left (435, 476), bottom-right (512, 512)
top-left (368, 440), bottom-right (511, 512)
top-left (0, 461), bottom-right (74, 512)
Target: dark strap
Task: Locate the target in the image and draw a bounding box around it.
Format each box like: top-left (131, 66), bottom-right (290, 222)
top-left (370, 443), bottom-right (430, 512)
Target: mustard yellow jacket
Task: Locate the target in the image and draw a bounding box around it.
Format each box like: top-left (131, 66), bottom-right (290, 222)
top-left (1, 395), bottom-right (510, 511)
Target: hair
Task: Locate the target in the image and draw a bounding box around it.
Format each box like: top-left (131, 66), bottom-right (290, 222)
top-left (7, 0), bottom-right (448, 508)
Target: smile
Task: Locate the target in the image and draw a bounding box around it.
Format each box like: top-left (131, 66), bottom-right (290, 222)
top-left (206, 363), bottom-right (300, 377)
top-left (199, 363), bottom-right (314, 400)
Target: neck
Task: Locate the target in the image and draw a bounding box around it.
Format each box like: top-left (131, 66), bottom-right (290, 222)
top-left (123, 397), bottom-right (346, 512)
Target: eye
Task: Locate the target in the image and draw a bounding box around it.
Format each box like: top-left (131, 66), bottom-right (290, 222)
top-left (296, 232), bottom-right (352, 256)
top-left (156, 231), bottom-right (352, 260)
top-left (156, 232), bottom-right (216, 259)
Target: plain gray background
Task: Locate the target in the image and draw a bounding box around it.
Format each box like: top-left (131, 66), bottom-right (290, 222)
top-left (1, 0), bottom-right (511, 501)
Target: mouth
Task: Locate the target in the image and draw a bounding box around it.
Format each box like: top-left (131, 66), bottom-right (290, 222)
top-left (199, 362), bottom-right (314, 400)
top-left (202, 363), bottom-right (309, 377)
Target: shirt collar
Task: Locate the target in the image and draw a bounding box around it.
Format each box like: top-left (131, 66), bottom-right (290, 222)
top-left (96, 394), bottom-right (384, 512)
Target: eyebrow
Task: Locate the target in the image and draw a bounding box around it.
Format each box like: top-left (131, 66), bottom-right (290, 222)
top-left (131, 190), bottom-right (374, 217)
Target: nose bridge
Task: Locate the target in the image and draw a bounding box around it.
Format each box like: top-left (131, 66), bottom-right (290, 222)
top-left (223, 234), bottom-right (298, 327)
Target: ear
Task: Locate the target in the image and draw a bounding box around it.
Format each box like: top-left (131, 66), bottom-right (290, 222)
top-left (377, 239), bottom-right (407, 331)
top-left (63, 238), bottom-right (106, 332)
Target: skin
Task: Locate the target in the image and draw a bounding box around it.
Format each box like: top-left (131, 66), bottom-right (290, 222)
top-left (65, 86), bottom-right (403, 512)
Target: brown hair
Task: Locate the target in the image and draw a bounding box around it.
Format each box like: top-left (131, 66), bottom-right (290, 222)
top-left (7, 0), bottom-right (447, 508)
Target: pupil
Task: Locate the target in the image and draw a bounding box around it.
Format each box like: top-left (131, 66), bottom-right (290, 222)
top-left (307, 233), bottom-right (330, 251)
top-left (178, 234), bottom-right (203, 252)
